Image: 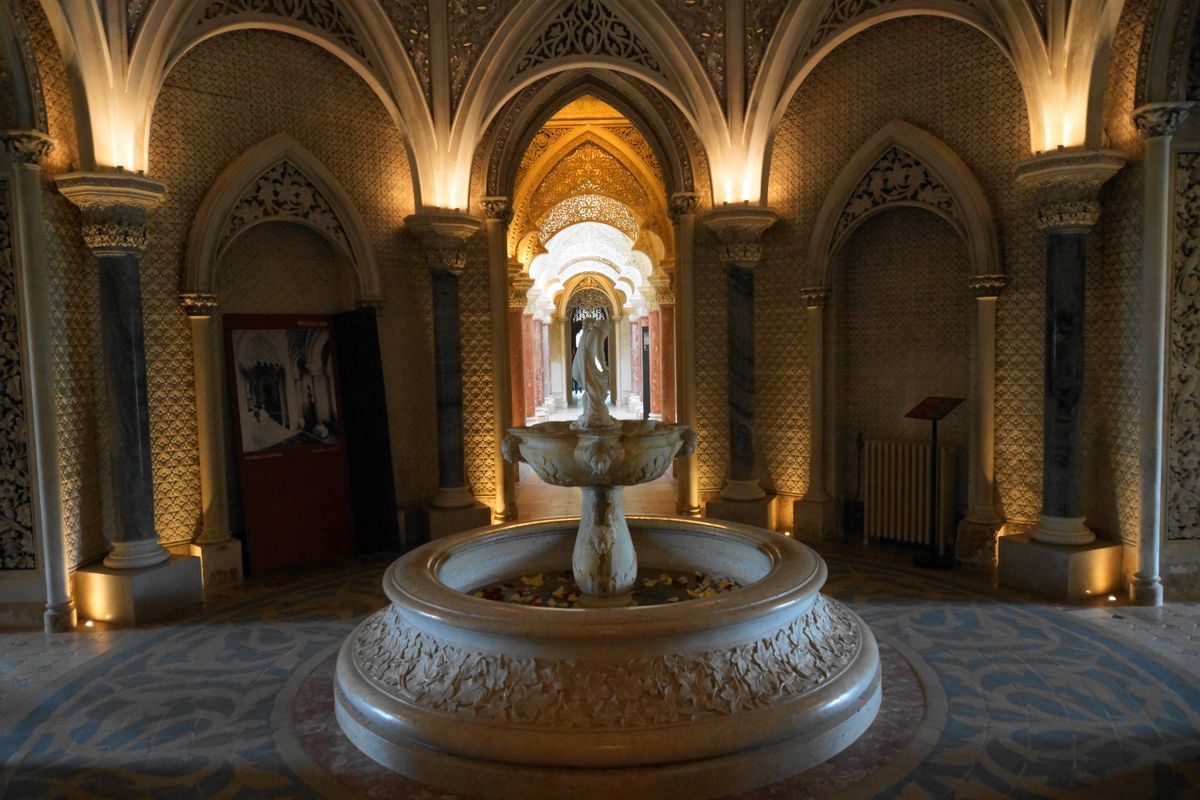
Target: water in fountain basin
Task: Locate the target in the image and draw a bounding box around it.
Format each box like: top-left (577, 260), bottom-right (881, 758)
top-left (474, 567), bottom-right (740, 607)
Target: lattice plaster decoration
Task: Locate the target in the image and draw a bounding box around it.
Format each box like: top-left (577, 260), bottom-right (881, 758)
top-left (381, 0), bottom-right (431, 103)
top-left (803, 0), bottom-right (977, 66)
top-left (195, 0), bottom-right (368, 60)
top-left (834, 146), bottom-right (959, 247)
top-left (1169, 152), bottom-right (1200, 540)
top-left (529, 142), bottom-right (649, 221)
top-left (515, 0), bottom-right (662, 76)
top-left (220, 160), bottom-right (351, 257)
top-left (0, 179), bottom-right (35, 570)
top-left (540, 194), bottom-right (638, 242)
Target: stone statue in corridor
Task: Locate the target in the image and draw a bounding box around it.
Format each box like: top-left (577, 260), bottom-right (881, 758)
top-left (572, 318), bottom-right (615, 429)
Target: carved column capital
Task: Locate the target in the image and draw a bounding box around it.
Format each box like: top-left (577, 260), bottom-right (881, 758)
top-left (480, 196), bottom-right (513, 224)
top-left (668, 192), bottom-right (700, 222)
top-left (179, 292), bottom-right (218, 318)
top-left (509, 274), bottom-right (534, 310)
top-left (969, 274), bottom-right (1008, 298)
top-left (1014, 149), bottom-right (1125, 233)
top-left (356, 295), bottom-right (386, 309)
top-left (0, 129), bottom-right (53, 164)
top-left (798, 286), bottom-right (830, 308)
top-left (1133, 102), bottom-right (1193, 139)
top-left (701, 205), bottom-right (778, 268)
top-left (405, 209), bottom-right (482, 275)
top-left (55, 170), bottom-right (167, 256)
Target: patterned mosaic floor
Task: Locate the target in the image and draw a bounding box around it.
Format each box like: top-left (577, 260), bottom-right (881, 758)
top-left (3, 551), bottom-right (1200, 799)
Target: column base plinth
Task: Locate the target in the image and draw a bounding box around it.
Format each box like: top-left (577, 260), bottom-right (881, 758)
top-left (1029, 514), bottom-right (1095, 546)
top-left (103, 538), bottom-right (171, 569)
top-left (720, 478), bottom-right (766, 501)
top-left (431, 485), bottom-right (477, 509)
top-left (793, 495), bottom-right (838, 542)
top-left (705, 494), bottom-right (776, 530)
top-left (425, 501), bottom-right (493, 540)
top-left (998, 534), bottom-right (1122, 602)
top-left (1128, 575), bottom-right (1164, 606)
top-left (74, 555), bottom-right (202, 626)
top-left (170, 539), bottom-right (243, 588)
top-left (43, 600), bottom-right (77, 633)
top-left (956, 518), bottom-right (1004, 566)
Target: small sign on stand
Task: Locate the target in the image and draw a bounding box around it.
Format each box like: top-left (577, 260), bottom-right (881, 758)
top-left (905, 396), bottom-right (964, 569)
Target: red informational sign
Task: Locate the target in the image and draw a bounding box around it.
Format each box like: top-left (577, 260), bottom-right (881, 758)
top-left (225, 314), bottom-right (353, 574)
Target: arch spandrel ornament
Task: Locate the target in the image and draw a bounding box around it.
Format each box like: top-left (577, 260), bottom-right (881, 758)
top-left (183, 133), bottom-right (380, 301)
top-left (514, 0), bottom-right (663, 79)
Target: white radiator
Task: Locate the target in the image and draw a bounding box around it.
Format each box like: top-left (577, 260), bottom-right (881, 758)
top-left (862, 439), bottom-right (956, 546)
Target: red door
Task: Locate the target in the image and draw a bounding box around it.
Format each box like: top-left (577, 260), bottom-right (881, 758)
top-left (225, 314), bottom-right (353, 573)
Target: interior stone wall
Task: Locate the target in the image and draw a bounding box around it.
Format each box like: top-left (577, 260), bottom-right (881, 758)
top-left (459, 233), bottom-right (497, 504)
top-left (146, 28), bottom-right (433, 549)
top-left (763, 15), bottom-right (1043, 527)
top-left (832, 208), bottom-right (973, 509)
top-left (22, 0), bottom-right (110, 568)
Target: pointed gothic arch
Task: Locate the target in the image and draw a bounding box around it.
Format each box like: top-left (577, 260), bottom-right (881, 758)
top-left (807, 119), bottom-right (1001, 288)
top-left (183, 134), bottom-right (380, 302)
top-left (799, 119), bottom-right (1004, 547)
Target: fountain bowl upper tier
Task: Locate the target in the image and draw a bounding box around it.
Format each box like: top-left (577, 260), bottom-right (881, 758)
top-left (335, 516), bottom-right (881, 800)
top-left (501, 419), bottom-right (696, 487)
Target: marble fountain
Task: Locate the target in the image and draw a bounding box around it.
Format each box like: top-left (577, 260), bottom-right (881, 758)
top-left (335, 319), bottom-right (881, 798)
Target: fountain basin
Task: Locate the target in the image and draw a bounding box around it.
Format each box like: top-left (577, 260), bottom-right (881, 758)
top-left (335, 516), bottom-right (881, 799)
top-left (502, 419), bottom-right (696, 487)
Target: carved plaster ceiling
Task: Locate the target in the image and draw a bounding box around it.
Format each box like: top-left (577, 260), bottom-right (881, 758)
top-left (526, 221), bottom-right (652, 319)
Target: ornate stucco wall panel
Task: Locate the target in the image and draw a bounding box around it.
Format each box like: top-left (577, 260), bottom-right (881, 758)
top-left (1169, 152), bottom-right (1200, 540)
top-left (694, 231), bottom-right (728, 493)
top-left (1081, 0), bottom-right (1147, 544)
top-left (148, 29), bottom-right (432, 541)
top-left (23, 0), bottom-right (109, 568)
top-left (656, 0), bottom-right (725, 103)
top-left (0, 180), bottom-right (36, 569)
top-left (447, 0), bottom-right (516, 110)
top-left (833, 209), bottom-right (972, 506)
top-left (381, 0), bottom-right (432, 105)
top-left (764, 15), bottom-right (1044, 525)
top-left (459, 233), bottom-right (497, 502)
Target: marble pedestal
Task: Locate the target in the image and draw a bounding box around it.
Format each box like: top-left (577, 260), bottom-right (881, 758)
top-left (998, 534), bottom-right (1122, 602)
top-left (705, 495), bottom-right (776, 531)
top-left (425, 501), bottom-right (493, 540)
top-left (170, 540), bottom-right (243, 588)
top-left (74, 555), bottom-right (202, 626)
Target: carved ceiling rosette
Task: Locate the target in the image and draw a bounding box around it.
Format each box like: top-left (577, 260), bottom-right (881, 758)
top-left (1014, 149), bottom-right (1126, 233)
top-left (55, 170), bottom-right (167, 256)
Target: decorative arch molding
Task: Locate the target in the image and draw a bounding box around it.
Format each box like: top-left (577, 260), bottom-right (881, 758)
top-left (0, 0), bottom-right (47, 132)
top-left (183, 134), bottom-right (380, 301)
top-left (457, 0), bottom-right (726, 201)
top-left (485, 71), bottom-right (691, 200)
top-left (1139, 0), bottom-right (1200, 104)
top-left (807, 120), bottom-right (1001, 287)
top-left (556, 272), bottom-right (623, 319)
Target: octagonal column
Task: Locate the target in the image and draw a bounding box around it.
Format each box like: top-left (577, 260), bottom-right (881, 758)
top-left (701, 205), bottom-right (778, 502)
top-left (670, 193), bottom-right (701, 515)
top-left (406, 210), bottom-right (482, 510)
top-left (482, 198), bottom-right (516, 521)
top-left (1014, 150), bottom-right (1125, 546)
top-left (1131, 102), bottom-right (1192, 604)
top-left (57, 170), bottom-right (170, 569)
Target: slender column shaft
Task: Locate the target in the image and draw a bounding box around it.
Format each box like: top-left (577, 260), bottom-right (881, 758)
top-left (630, 320), bottom-right (641, 399)
top-left (431, 269), bottom-right (466, 491)
top-left (542, 321), bottom-right (552, 410)
top-left (649, 309), bottom-right (663, 418)
top-left (1132, 103), bottom-right (1190, 604)
top-left (804, 300), bottom-right (828, 502)
top-left (966, 282), bottom-right (1003, 528)
top-left (6, 134), bottom-right (74, 629)
top-left (508, 309), bottom-right (525, 424)
top-left (660, 303), bottom-right (676, 423)
top-left (184, 306), bottom-right (230, 544)
top-left (671, 196), bottom-right (701, 515)
top-left (1015, 149), bottom-right (1123, 547)
top-left (482, 204), bottom-right (515, 521)
top-left (1040, 231), bottom-right (1087, 523)
top-left (727, 264), bottom-right (756, 481)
